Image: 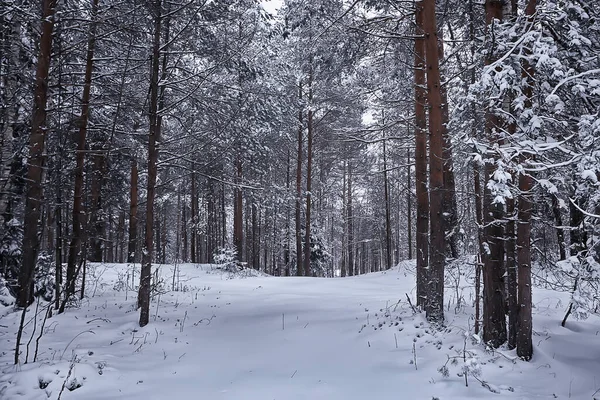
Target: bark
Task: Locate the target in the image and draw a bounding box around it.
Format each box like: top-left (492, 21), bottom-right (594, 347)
top-left (127, 158), bottom-right (138, 263)
top-left (285, 149), bottom-right (291, 276)
top-left (295, 82), bottom-right (303, 276)
top-left (382, 125), bottom-right (393, 270)
top-left (63, 0), bottom-right (99, 311)
top-left (506, 196), bottom-right (518, 349)
top-left (347, 160), bottom-right (354, 277)
top-left (139, 0), bottom-right (162, 327)
top-left (414, 1), bottom-right (429, 307)
top-left (569, 194), bottom-right (586, 256)
top-left (516, 0), bottom-right (537, 361)
top-left (407, 148), bottom-right (413, 261)
top-left (88, 152), bottom-right (104, 262)
top-left (303, 81), bottom-right (314, 278)
top-left (422, 0), bottom-right (445, 323)
top-left (482, 0), bottom-right (507, 348)
top-left (341, 160), bottom-right (347, 278)
top-left (191, 165), bottom-right (198, 263)
top-left (233, 156), bottom-right (243, 261)
top-left (54, 193), bottom-right (62, 310)
top-left (438, 34), bottom-right (459, 260)
top-left (551, 194), bottom-right (566, 261)
top-left (252, 202), bottom-right (258, 269)
top-left (17, 0), bottom-right (57, 307)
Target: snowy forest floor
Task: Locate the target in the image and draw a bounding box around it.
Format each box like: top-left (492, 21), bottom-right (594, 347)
top-left (1, 262), bottom-right (599, 399)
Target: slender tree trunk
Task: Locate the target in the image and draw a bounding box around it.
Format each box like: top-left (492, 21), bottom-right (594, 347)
top-left (252, 202), bottom-right (258, 269)
top-left (506, 196), bottom-right (517, 349)
top-left (295, 82), bottom-right (303, 276)
top-left (139, 0), bottom-right (162, 327)
top-left (54, 193), bottom-right (62, 310)
top-left (347, 160), bottom-right (354, 277)
top-left (182, 185), bottom-right (188, 262)
top-left (438, 34), bottom-right (459, 259)
top-left (234, 156), bottom-right (243, 262)
top-left (303, 80), bottom-right (314, 278)
top-left (191, 165), bottom-right (198, 263)
top-left (551, 194), bottom-right (566, 261)
top-left (422, 0), bottom-right (445, 323)
top-left (414, 1), bottom-right (429, 307)
top-left (127, 158), bottom-right (138, 263)
top-left (341, 160), bottom-right (347, 278)
top-left (407, 148), bottom-right (413, 261)
top-left (62, 0), bottom-right (99, 311)
top-left (382, 124), bottom-right (392, 270)
top-left (285, 149), bottom-right (291, 276)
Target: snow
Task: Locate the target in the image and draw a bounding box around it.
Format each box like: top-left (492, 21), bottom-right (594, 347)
top-left (1, 262), bottom-right (600, 399)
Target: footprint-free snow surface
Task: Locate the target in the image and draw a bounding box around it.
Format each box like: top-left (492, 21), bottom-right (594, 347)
top-left (1, 262), bottom-right (599, 399)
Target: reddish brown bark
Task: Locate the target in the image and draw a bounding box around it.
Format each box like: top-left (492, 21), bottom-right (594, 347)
top-left (516, 0), bottom-right (537, 361)
top-left (422, 0), bottom-right (445, 323)
top-left (414, 1), bottom-right (429, 307)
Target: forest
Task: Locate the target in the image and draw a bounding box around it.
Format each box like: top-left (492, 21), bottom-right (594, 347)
top-left (1, 0), bottom-right (599, 398)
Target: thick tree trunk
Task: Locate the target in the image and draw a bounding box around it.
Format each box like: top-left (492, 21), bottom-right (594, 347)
top-left (516, 0), bottom-right (537, 361)
top-left (422, 0), bottom-right (445, 323)
top-left (414, 1), bottom-right (429, 307)
top-left (139, 0), bottom-right (162, 327)
top-left (482, 0), bottom-right (507, 348)
top-left (18, 0), bottom-right (57, 307)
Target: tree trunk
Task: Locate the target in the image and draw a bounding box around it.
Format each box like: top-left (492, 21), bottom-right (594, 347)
top-left (234, 156), bottom-right (243, 262)
top-left (551, 194), bottom-right (566, 261)
top-left (295, 82), bottom-right (303, 276)
top-left (414, 1), bottom-right (429, 307)
top-left (506, 196), bottom-right (517, 349)
top-left (407, 148), bottom-right (413, 261)
top-left (382, 123), bottom-right (393, 270)
top-left (285, 149), bottom-right (291, 276)
top-left (303, 81), bottom-right (314, 278)
top-left (191, 165), bottom-right (198, 263)
top-left (127, 158), bottom-right (138, 263)
top-left (62, 0), bottom-right (99, 311)
top-left (438, 34), bottom-right (459, 259)
top-left (482, 0), bottom-right (507, 348)
top-left (139, 0), bottom-right (162, 327)
top-left (347, 160), bottom-right (354, 277)
top-left (422, 0), bottom-right (445, 323)
top-left (18, 0), bottom-right (57, 307)
top-left (516, 0), bottom-right (537, 361)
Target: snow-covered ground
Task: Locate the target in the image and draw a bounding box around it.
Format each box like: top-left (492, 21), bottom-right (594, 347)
top-left (1, 262), bottom-right (599, 399)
